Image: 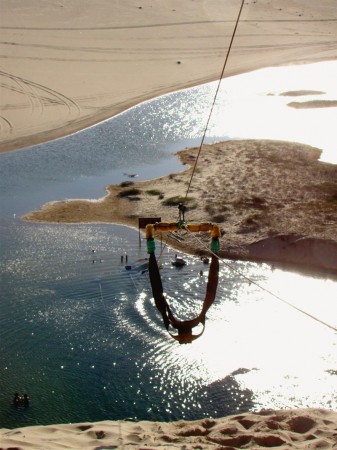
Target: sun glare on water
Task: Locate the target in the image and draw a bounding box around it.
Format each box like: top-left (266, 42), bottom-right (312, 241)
top-left (208, 61), bottom-right (337, 163)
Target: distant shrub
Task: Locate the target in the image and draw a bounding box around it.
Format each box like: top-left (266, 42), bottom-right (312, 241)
top-left (119, 181), bottom-right (134, 188)
top-left (118, 188), bottom-right (141, 198)
top-left (162, 196), bottom-right (198, 212)
top-left (146, 189), bottom-right (163, 196)
top-left (212, 214), bottom-right (226, 222)
top-left (162, 196), bottom-right (188, 206)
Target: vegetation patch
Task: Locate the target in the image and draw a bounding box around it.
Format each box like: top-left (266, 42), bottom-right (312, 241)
top-left (233, 195), bottom-right (267, 210)
top-left (162, 196), bottom-right (189, 206)
top-left (119, 181), bottom-right (134, 188)
top-left (238, 211), bottom-right (270, 233)
top-left (211, 214), bottom-right (227, 223)
top-left (146, 189), bottom-right (163, 196)
top-left (118, 187), bottom-right (141, 198)
top-left (304, 181), bottom-right (337, 202)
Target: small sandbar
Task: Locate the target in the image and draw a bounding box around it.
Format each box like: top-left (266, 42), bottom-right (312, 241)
top-left (280, 90), bottom-right (325, 97)
top-left (22, 139), bottom-right (337, 274)
top-left (287, 100), bottom-right (337, 109)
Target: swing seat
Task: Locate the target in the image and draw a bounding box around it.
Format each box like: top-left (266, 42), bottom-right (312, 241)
top-left (146, 221), bottom-right (220, 344)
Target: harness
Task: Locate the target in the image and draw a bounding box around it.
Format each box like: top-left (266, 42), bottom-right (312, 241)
top-left (146, 222), bottom-right (220, 344)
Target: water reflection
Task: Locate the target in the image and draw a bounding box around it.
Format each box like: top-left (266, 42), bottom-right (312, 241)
top-left (208, 61), bottom-right (337, 163)
top-left (1, 222), bottom-right (337, 428)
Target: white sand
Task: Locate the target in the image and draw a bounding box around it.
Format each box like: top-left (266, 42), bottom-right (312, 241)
top-left (1, 408), bottom-right (337, 449)
top-left (1, 0), bottom-right (336, 153)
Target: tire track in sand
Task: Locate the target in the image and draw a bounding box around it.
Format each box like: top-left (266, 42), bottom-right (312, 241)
top-left (0, 115), bottom-right (13, 135)
top-left (0, 70), bottom-right (81, 118)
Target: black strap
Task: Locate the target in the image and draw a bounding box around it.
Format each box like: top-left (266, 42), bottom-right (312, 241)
top-left (148, 252), bottom-right (219, 343)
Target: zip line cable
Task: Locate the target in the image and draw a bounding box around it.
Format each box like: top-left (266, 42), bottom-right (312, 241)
top-left (184, 0), bottom-right (245, 201)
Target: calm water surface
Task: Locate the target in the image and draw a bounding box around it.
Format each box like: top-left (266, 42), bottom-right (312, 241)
top-left (0, 62), bottom-right (337, 428)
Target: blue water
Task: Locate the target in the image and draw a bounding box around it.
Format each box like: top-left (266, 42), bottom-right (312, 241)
top-left (1, 62), bottom-right (337, 429)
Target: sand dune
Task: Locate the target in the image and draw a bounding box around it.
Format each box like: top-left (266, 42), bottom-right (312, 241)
top-left (1, 0), bottom-right (337, 153)
top-left (1, 408), bottom-right (337, 449)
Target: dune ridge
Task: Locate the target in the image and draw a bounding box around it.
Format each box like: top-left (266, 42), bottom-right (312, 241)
top-left (1, 408), bottom-right (337, 449)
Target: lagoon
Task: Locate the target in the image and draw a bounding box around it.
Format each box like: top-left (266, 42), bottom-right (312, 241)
top-left (1, 62), bottom-right (337, 428)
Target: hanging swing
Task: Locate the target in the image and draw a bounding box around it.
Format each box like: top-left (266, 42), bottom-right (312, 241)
top-left (146, 221), bottom-right (221, 344)
top-left (142, 1), bottom-right (245, 344)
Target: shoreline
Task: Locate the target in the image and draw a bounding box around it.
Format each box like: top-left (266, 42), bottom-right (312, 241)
top-left (0, 74), bottom-right (218, 154)
top-left (2, 60), bottom-right (337, 155)
top-left (22, 139), bottom-right (337, 276)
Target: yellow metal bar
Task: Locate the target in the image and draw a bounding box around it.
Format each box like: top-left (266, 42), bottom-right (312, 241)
top-left (145, 222), bottom-right (221, 237)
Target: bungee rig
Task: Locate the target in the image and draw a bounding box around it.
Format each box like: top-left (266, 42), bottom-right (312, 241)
top-left (146, 220), bottom-right (221, 344)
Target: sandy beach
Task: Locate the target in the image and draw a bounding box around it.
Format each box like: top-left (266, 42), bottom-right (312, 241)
top-left (1, 0), bottom-right (337, 448)
top-left (1, 0), bottom-right (337, 153)
top-left (1, 408), bottom-right (337, 449)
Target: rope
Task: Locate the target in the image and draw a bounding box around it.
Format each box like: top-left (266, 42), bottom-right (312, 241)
top-left (148, 250), bottom-right (219, 344)
top-left (184, 0), bottom-right (245, 201)
top-left (187, 230), bottom-right (337, 333)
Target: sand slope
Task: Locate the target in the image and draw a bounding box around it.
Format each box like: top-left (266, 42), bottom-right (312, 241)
top-left (1, 0), bottom-right (337, 153)
top-left (1, 408), bottom-right (337, 449)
